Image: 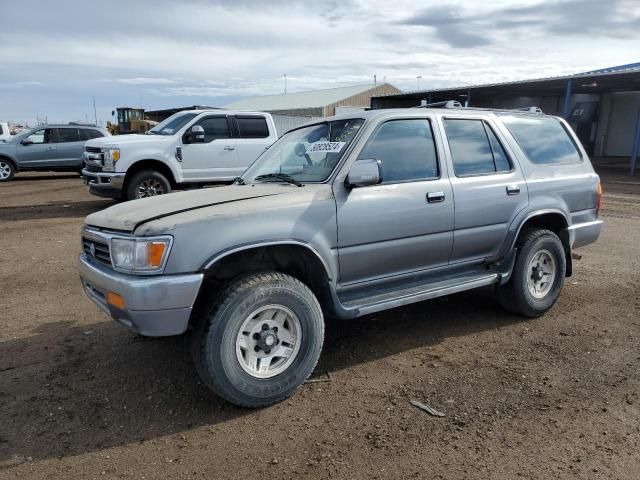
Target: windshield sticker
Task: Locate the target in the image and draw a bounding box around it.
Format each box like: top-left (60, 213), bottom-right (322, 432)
top-left (306, 141), bottom-right (345, 154)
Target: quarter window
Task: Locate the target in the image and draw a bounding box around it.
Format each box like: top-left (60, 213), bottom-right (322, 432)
top-left (196, 117), bottom-right (230, 142)
top-left (444, 119), bottom-right (511, 176)
top-left (500, 115), bottom-right (582, 165)
top-left (237, 116), bottom-right (270, 138)
top-left (358, 119), bottom-right (439, 183)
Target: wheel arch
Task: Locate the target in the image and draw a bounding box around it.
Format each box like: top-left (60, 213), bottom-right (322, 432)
top-left (124, 159), bottom-right (178, 189)
top-left (510, 209), bottom-right (573, 277)
top-left (197, 241), bottom-right (336, 316)
top-left (0, 154), bottom-right (18, 172)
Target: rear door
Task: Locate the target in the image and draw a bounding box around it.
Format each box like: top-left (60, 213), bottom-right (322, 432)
top-left (233, 115), bottom-right (275, 169)
top-left (440, 116), bottom-right (528, 263)
top-left (15, 128), bottom-right (58, 167)
top-left (180, 115), bottom-right (238, 181)
top-left (54, 128), bottom-right (84, 167)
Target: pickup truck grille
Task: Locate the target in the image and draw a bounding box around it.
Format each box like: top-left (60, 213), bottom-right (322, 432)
top-left (85, 146), bottom-right (102, 154)
top-left (82, 237), bottom-right (112, 267)
top-left (84, 164), bottom-right (102, 173)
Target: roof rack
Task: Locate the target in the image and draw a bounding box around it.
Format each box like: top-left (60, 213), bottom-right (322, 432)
top-left (515, 106), bottom-right (544, 113)
top-left (415, 100), bottom-right (463, 109)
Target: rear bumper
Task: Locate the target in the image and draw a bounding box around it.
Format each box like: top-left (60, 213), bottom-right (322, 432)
top-left (82, 168), bottom-right (125, 199)
top-left (78, 254), bottom-right (203, 336)
top-left (568, 219), bottom-right (603, 249)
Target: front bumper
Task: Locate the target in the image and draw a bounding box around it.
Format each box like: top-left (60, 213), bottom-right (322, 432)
top-left (78, 254), bottom-right (203, 336)
top-left (568, 219), bottom-right (604, 249)
top-left (82, 168), bottom-right (125, 199)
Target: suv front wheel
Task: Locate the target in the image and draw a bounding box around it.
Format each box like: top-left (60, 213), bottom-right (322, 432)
top-left (0, 159), bottom-right (15, 182)
top-left (126, 170), bottom-right (171, 200)
top-left (192, 272), bottom-right (325, 408)
top-left (497, 228), bottom-right (566, 317)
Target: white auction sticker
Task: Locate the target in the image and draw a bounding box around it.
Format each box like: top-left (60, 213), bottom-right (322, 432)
top-left (306, 141), bottom-right (345, 154)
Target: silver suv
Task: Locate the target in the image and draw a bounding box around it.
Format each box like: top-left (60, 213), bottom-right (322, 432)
top-left (78, 105), bottom-right (603, 407)
top-left (0, 124), bottom-right (109, 181)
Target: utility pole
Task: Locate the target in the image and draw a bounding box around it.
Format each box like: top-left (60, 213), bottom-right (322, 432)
top-left (416, 75), bottom-right (422, 90)
top-left (284, 74), bottom-right (287, 94)
top-left (92, 96), bottom-right (98, 126)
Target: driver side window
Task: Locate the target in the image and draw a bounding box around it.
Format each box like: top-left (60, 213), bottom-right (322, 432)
top-left (194, 117), bottom-right (230, 143)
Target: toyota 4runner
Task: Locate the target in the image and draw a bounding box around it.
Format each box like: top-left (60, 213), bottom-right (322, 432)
top-left (79, 105), bottom-right (603, 407)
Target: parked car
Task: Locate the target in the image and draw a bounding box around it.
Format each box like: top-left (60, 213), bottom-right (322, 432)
top-left (78, 105), bottom-right (603, 407)
top-left (0, 122), bottom-right (11, 142)
top-left (0, 124), bottom-right (109, 182)
top-left (81, 110), bottom-right (278, 200)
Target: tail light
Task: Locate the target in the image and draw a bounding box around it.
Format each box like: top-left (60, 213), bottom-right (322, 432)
top-left (596, 180), bottom-right (603, 214)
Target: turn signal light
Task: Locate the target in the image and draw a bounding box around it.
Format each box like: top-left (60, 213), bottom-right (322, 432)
top-left (106, 292), bottom-right (125, 310)
top-left (147, 242), bottom-right (167, 268)
top-left (596, 181), bottom-right (603, 214)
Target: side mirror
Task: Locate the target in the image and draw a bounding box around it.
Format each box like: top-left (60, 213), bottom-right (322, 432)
top-left (21, 138), bottom-right (33, 145)
top-left (187, 125), bottom-right (205, 143)
top-left (345, 158), bottom-right (382, 188)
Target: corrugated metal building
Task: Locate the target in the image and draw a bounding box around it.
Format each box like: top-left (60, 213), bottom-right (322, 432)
top-left (225, 83), bottom-right (400, 117)
top-left (371, 63), bottom-right (640, 175)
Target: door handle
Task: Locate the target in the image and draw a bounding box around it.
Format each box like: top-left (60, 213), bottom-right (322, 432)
top-left (506, 184), bottom-right (520, 195)
top-left (426, 191), bottom-right (445, 203)
top-left (224, 146), bottom-right (235, 151)
top-left (46, 146), bottom-right (56, 151)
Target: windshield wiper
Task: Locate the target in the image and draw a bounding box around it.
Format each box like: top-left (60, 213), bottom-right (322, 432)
top-left (254, 173), bottom-right (303, 187)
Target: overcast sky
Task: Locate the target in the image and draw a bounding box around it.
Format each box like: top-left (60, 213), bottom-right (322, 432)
top-left (1, 0), bottom-right (638, 125)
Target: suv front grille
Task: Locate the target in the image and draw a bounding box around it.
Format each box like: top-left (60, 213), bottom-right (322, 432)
top-left (82, 237), bottom-right (112, 267)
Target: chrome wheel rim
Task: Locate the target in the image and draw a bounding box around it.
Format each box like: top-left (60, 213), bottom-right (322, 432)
top-left (0, 161), bottom-right (11, 179)
top-left (137, 178), bottom-right (164, 197)
top-left (235, 304), bottom-right (301, 379)
top-left (527, 249), bottom-right (556, 299)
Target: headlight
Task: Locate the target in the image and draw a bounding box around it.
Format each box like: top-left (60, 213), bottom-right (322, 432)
top-left (110, 236), bottom-right (172, 273)
top-left (103, 148), bottom-right (120, 171)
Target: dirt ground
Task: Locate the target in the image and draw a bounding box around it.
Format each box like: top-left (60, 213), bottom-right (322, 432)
top-left (1, 169), bottom-right (639, 479)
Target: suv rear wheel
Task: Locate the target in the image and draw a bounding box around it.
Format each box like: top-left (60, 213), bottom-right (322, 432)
top-left (0, 159), bottom-right (15, 182)
top-left (497, 228), bottom-right (566, 317)
top-left (126, 170), bottom-right (171, 200)
top-left (192, 272), bottom-right (324, 408)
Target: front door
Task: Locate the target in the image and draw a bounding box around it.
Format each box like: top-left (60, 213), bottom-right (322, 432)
top-left (16, 128), bottom-right (58, 168)
top-left (180, 115), bottom-right (238, 181)
top-left (336, 118), bottom-right (454, 285)
top-left (440, 117), bottom-right (529, 263)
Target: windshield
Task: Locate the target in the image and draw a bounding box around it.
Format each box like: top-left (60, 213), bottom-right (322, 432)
top-left (242, 118), bottom-right (365, 183)
top-left (147, 112), bottom-right (198, 135)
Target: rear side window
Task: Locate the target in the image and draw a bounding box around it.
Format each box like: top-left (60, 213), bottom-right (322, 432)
top-left (56, 128), bottom-right (80, 143)
top-left (196, 117), bottom-right (230, 142)
top-left (444, 119), bottom-right (511, 176)
top-left (358, 119), bottom-right (439, 183)
top-left (80, 129), bottom-right (104, 140)
top-left (500, 115), bottom-right (582, 165)
top-left (236, 116), bottom-right (270, 138)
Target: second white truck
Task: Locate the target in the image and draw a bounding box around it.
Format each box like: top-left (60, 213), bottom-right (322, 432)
top-left (82, 110), bottom-right (278, 200)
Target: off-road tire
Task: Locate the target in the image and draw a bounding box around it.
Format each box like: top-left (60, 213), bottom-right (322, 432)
top-left (497, 228), bottom-right (566, 317)
top-left (191, 272), bottom-right (325, 408)
top-left (125, 169), bottom-right (171, 200)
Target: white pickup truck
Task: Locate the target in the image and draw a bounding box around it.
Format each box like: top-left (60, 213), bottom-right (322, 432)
top-left (82, 110), bottom-right (278, 200)
top-left (0, 122), bottom-right (11, 142)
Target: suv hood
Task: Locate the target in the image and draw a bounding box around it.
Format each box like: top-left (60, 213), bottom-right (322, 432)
top-left (86, 134), bottom-right (171, 148)
top-left (85, 184), bottom-right (297, 232)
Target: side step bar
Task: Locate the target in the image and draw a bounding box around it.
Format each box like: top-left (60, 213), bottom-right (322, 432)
top-left (335, 272), bottom-right (500, 318)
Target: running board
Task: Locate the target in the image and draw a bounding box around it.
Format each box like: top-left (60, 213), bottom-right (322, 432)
top-left (337, 272), bottom-right (500, 317)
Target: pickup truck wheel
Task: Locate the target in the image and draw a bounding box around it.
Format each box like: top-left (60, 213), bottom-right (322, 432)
top-left (497, 228), bottom-right (566, 317)
top-left (126, 170), bottom-right (171, 200)
top-left (192, 272), bottom-right (324, 408)
top-left (0, 159), bottom-right (15, 182)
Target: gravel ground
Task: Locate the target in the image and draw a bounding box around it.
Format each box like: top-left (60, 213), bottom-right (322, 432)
top-left (1, 171), bottom-right (639, 479)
